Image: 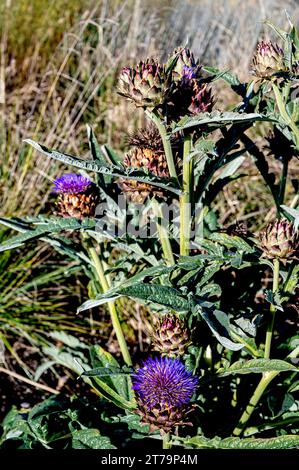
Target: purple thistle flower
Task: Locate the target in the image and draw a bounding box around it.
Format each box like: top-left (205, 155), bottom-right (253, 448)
top-left (182, 65), bottom-right (197, 81)
top-left (53, 174), bottom-right (93, 194)
top-left (132, 357), bottom-right (198, 409)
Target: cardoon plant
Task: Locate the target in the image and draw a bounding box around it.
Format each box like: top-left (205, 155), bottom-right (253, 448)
top-left (1, 16), bottom-right (299, 450)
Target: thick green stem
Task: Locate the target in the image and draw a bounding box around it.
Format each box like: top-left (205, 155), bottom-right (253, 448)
top-left (162, 432), bottom-right (172, 449)
top-left (233, 324), bottom-right (299, 437)
top-left (264, 258), bottom-right (280, 360)
top-left (152, 199), bottom-right (175, 266)
top-left (233, 312), bottom-right (299, 436)
top-left (272, 82), bottom-right (299, 149)
top-left (180, 134), bottom-right (193, 256)
top-left (84, 235), bottom-right (132, 366)
top-left (232, 371), bottom-right (276, 436)
top-left (145, 109), bottom-right (178, 181)
top-left (282, 81), bottom-right (291, 102)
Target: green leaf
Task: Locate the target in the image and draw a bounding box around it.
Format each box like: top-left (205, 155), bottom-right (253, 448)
top-left (78, 283), bottom-right (190, 313)
top-left (282, 263), bottom-right (299, 298)
top-left (203, 66), bottom-right (242, 87)
top-left (89, 345), bottom-right (132, 401)
top-left (180, 434), bottom-right (299, 449)
top-left (191, 139), bottom-right (216, 164)
top-left (87, 124), bottom-right (109, 187)
top-left (77, 293), bottom-right (121, 312)
top-left (111, 413), bottom-right (150, 434)
top-left (72, 429), bottom-right (116, 449)
top-left (28, 397), bottom-right (68, 445)
top-left (118, 283), bottom-right (190, 311)
top-left (264, 290), bottom-right (284, 311)
top-left (24, 139), bottom-right (181, 196)
top-left (119, 264), bottom-right (175, 288)
top-left (209, 232), bottom-right (255, 253)
top-left (172, 111), bottom-right (276, 133)
top-left (42, 345), bottom-right (135, 410)
top-left (264, 20), bottom-right (288, 41)
top-left (215, 155), bottom-right (245, 179)
top-left (287, 12), bottom-right (299, 52)
top-left (198, 282), bottom-right (222, 298)
top-left (281, 205), bottom-right (299, 229)
top-left (0, 217), bottom-right (92, 263)
top-left (49, 331), bottom-right (89, 350)
top-left (87, 125), bottom-right (106, 166)
top-left (217, 359), bottom-right (299, 377)
top-left (0, 408), bottom-right (34, 448)
top-left (196, 262), bottom-right (221, 289)
top-left (101, 144), bottom-right (123, 167)
top-left (34, 361), bottom-right (57, 382)
top-left (0, 216), bottom-right (95, 253)
top-left (194, 301), bottom-right (244, 351)
top-left (82, 366), bottom-right (133, 377)
top-left (42, 346), bottom-right (89, 376)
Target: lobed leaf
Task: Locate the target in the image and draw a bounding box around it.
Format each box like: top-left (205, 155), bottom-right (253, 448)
top-left (72, 429), bottom-right (116, 449)
top-left (172, 111), bottom-right (276, 133)
top-left (78, 283), bottom-right (190, 313)
top-left (217, 358), bottom-right (299, 377)
top-left (194, 302), bottom-right (244, 351)
top-left (181, 434), bottom-right (299, 449)
top-left (24, 139), bottom-right (181, 195)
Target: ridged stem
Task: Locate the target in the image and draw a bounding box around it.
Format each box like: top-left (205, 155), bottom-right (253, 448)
top-left (151, 198), bottom-right (175, 266)
top-left (232, 371), bottom-right (276, 436)
top-left (162, 432), bottom-right (172, 449)
top-left (180, 134), bottom-right (193, 256)
top-left (233, 321), bottom-right (299, 437)
top-left (83, 234), bottom-right (132, 366)
top-left (272, 82), bottom-right (299, 149)
top-left (145, 109), bottom-right (178, 182)
top-left (264, 258), bottom-right (280, 360)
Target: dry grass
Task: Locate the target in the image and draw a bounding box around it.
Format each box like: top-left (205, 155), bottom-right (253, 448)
top-left (0, 1), bottom-right (298, 211)
top-left (1, 0), bottom-right (299, 217)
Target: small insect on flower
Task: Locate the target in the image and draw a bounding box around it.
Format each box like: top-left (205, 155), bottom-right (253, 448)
top-left (132, 356), bottom-right (198, 433)
top-left (53, 173), bottom-right (99, 218)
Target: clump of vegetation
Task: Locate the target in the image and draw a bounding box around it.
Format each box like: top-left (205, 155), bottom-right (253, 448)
top-left (0, 7), bottom-right (299, 450)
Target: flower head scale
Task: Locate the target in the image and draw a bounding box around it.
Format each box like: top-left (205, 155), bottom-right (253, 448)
top-left (53, 174), bottom-right (93, 194)
top-left (132, 357), bottom-right (198, 409)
